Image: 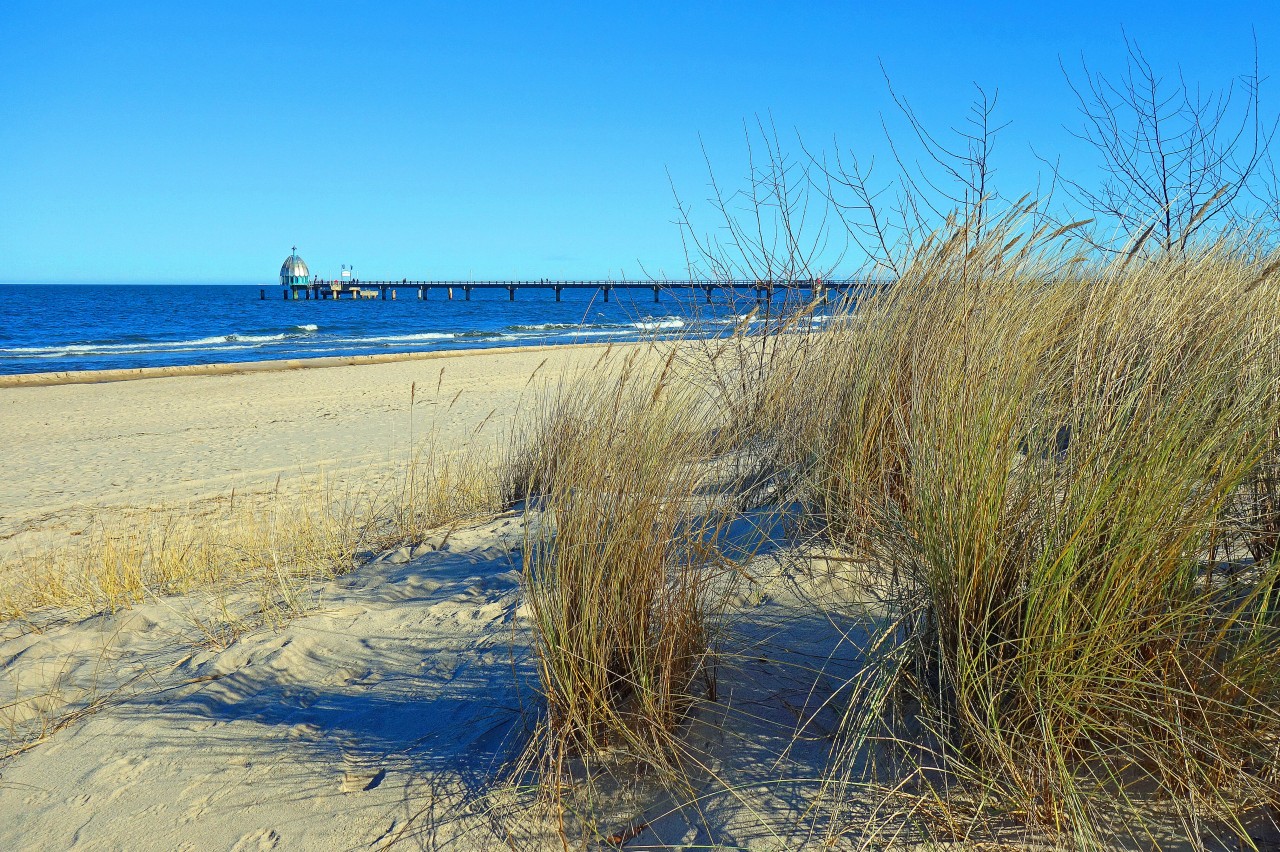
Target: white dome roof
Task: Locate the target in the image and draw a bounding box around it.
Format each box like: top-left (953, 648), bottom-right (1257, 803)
top-left (280, 251), bottom-right (309, 279)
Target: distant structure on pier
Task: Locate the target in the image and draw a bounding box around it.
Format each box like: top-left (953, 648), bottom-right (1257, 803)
top-left (280, 247), bottom-right (310, 294)
top-left (278, 248), bottom-right (373, 299)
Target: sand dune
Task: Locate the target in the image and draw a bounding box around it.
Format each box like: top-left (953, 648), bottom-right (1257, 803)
top-left (1, 342), bottom-right (1226, 849)
top-left (0, 516), bottom-right (536, 849)
top-left (0, 344), bottom-right (892, 849)
top-left (0, 504), bottom-right (876, 849)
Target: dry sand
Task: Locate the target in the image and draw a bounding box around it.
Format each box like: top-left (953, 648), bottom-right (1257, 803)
top-left (0, 511), bottom-right (870, 850)
top-left (0, 343), bottom-right (887, 850)
top-left (0, 343), bottom-right (623, 557)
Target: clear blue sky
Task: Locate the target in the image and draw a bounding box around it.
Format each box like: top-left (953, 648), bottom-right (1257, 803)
top-left (1, 1), bottom-right (1275, 283)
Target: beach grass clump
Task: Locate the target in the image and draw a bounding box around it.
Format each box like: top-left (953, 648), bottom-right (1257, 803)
top-left (372, 441), bottom-right (505, 550)
top-left (789, 220), bottom-right (1280, 842)
top-left (0, 483), bottom-right (364, 626)
top-left (0, 445), bottom-right (503, 625)
top-left (671, 306), bottom-right (837, 510)
top-left (500, 389), bottom-right (596, 510)
top-left (517, 346), bottom-right (743, 774)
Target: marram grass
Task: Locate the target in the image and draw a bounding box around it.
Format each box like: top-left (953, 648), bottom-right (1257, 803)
top-left (516, 348), bottom-right (745, 770)
top-left (756, 220), bottom-right (1280, 846)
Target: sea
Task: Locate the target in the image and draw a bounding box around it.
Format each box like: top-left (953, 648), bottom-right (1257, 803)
top-left (0, 283), bottom-right (820, 376)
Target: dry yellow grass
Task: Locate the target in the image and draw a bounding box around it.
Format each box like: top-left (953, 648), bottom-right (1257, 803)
top-left (0, 442), bottom-right (505, 627)
top-left (740, 218), bottom-right (1280, 846)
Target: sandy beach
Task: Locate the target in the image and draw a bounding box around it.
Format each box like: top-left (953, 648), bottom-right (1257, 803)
top-left (0, 343), bottom-right (623, 557)
top-left (0, 342), bottom-right (871, 850)
top-left (10, 3), bottom-right (1276, 843)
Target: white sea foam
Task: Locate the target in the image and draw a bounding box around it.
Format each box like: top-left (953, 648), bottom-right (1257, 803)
top-left (226, 333), bottom-right (288, 343)
top-left (3, 336), bottom-right (238, 357)
top-left (346, 332), bottom-right (458, 344)
top-left (0, 327), bottom-right (322, 359)
top-left (509, 322), bottom-right (585, 331)
top-left (548, 328), bottom-right (633, 338)
top-left (632, 317), bottom-right (686, 331)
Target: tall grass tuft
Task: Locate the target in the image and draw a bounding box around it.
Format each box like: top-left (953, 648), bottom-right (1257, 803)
top-left (516, 346), bottom-right (744, 779)
top-left (783, 215), bottom-right (1280, 842)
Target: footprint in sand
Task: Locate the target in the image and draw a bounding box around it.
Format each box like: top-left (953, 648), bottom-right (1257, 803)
top-left (22, 789), bottom-right (51, 807)
top-left (93, 754), bottom-right (150, 787)
top-left (179, 794), bottom-right (212, 824)
top-left (91, 755), bottom-right (151, 802)
top-left (332, 666), bottom-right (375, 686)
top-left (230, 828), bottom-right (280, 851)
top-left (286, 722), bottom-right (320, 740)
top-left (342, 766), bottom-right (387, 793)
top-left (340, 749), bottom-right (388, 793)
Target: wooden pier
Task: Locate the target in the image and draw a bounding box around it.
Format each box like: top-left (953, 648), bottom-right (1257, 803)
top-left (265, 278), bottom-right (864, 303)
top-left (268, 251), bottom-right (875, 303)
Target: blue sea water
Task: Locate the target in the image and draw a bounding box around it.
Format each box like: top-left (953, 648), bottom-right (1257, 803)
top-left (0, 284), bottom-right (802, 376)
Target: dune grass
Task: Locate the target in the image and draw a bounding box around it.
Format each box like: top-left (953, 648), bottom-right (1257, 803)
top-left (513, 348), bottom-right (748, 785)
top-left (508, 217), bottom-right (1280, 847)
top-left (733, 219), bottom-right (1280, 846)
top-left (0, 441), bottom-right (504, 627)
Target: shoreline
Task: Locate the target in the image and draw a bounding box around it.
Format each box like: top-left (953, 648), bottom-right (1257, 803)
top-left (0, 340), bottom-right (620, 389)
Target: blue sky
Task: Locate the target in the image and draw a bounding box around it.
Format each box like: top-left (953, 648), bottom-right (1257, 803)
top-left (0, 1), bottom-right (1275, 283)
